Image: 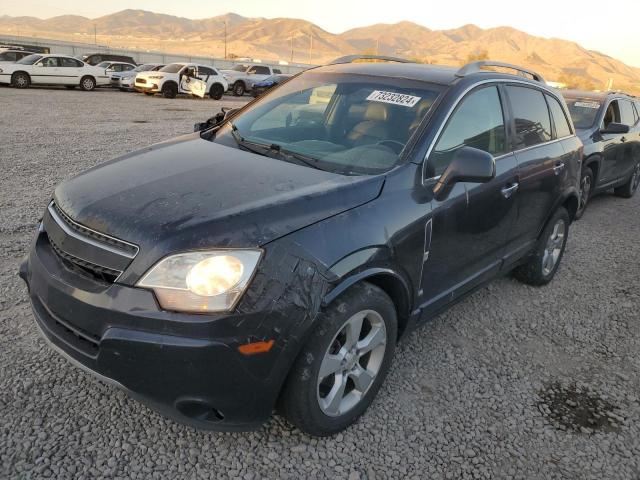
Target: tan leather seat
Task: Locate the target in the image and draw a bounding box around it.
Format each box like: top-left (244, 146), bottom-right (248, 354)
top-left (346, 103), bottom-right (390, 146)
top-left (409, 100), bottom-right (433, 133)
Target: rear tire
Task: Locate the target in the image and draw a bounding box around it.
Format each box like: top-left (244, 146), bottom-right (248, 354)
top-left (12, 72), bottom-right (30, 89)
top-left (232, 81), bottom-right (245, 96)
top-left (80, 76), bottom-right (96, 91)
top-left (614, 161), bottom-right (640, 198)
top-left (278, 282), bottom-right (397, 436)
top-left (513, 207), bottom-right (570, 286)
top-left (574, 167), bottom-right (594, 220)
top-left (209, 83), bottom-right (224, 100)
top-left (162, 82), bottom-right (177, 99)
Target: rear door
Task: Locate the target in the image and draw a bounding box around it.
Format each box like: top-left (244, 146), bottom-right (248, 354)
top-left (59, 57), bottom-right (83, 84)
top-left (420, 84), bottom-right (518, 313)
top-left (505, 85), bottom-right (563, 248)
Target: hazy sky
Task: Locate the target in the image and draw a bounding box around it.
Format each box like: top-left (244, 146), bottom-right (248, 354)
top-left (3, 0), bottom-right (640, 66)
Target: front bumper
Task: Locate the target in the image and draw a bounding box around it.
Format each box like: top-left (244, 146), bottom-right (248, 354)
top-left (135, 82), bottom-right (160, 93)
top-left (19, 230), bottom-right (306, 430)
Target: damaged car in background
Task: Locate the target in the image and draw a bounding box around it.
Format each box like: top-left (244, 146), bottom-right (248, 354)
top-left (20, 56), bottom-right (581, 436)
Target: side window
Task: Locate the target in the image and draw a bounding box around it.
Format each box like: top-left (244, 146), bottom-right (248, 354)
top-left (619, 100), bottom-right (635, 126)
top-left (251, 66), bottom-right (270, 75)
top-left (61, 57), bottom-right (79, 68)
top-left (546, 94), bottom-right (573, 139)
top-left (506, 86), bottom-right (552, 149)
top-left (199, 66), bottom-right (215, 76)
top-left (603, 100), bottom-right (621, 128)
top-left (273, 68), bottom-right (282, 74)
top-left (39, 57), bottom-right (59, 68)
top-left (429, 86), bottom-right (507, 176)
top-left (1, 52), bottom-right (17, 61)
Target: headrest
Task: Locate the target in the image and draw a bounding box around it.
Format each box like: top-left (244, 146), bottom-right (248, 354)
top-left (363, 102), bottom-right (389, 122)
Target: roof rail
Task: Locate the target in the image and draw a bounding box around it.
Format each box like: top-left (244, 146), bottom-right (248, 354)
top-left (329, 54), bottom-right (413, 65)
top-left (456, 60), bottom-right (546, 83)
top-left (607, 90), bottom-right (636, 98)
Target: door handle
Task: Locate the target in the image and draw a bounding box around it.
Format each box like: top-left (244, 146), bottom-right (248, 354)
top-left (553, 162), bottom-right (566, 176)
top-left (501, 183), bottom-right (519, 199)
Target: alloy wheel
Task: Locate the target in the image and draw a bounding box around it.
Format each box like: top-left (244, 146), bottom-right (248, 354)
top-left (542, 219), bottom-right (566, 276)
top-left (317, 310), bottom-right (387, 417)
top-left (579, 174), bottom-right (592, 210)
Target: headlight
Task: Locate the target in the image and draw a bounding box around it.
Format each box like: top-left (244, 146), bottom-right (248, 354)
top-left (137, 249), bottom-right (262, 313)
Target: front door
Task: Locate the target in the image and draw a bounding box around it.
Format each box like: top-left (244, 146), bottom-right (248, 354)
top-left (420, 84), bottom-right (518, 315)
top-left (33, 57), bottom-right (61, 84)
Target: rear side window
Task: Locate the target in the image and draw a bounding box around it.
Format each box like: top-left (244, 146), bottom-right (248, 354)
top-left (619, 100), bottom-right (635, 126)
top-left (506, 86), bottom-right (552, 149)
top-left (430, 86), bottom-right (507, 176)
top-left (546, 95), bottom-right (573, 138)
top-left (199, 66), bottom-right (216, 76)
top-left (61, 57), bottom-right (82, 67)
top-left (0, 51), bottom-right (17, 61)
top-left (273, 68), bottom-right (282, 74)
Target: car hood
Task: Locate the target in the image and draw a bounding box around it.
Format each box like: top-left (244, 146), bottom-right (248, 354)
top-left (54, 134), bottom-right (384, 254)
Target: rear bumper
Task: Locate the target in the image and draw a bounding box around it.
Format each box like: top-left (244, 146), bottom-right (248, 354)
top-left (19, 230), bottom-right (302, 431)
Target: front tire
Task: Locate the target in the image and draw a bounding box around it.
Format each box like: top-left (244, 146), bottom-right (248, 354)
top-left (162, 82), bottom-right (177, 99)
top-left (279, 282), bottom-right (397, 436)
top-left (614, 161), bottom-right (640, 198)
top-left (513, 207), bottom-right (570, 286)
top-left (80, 76), bottom-right (96, 91)
top-left (232, 81), bottom-right (245, 96)
top-left (12, 72), bottom-right (30, 89)
top-left (574, 167), bottom-right (594, 220)
top-left (209, 83), bottom-right (224, 100)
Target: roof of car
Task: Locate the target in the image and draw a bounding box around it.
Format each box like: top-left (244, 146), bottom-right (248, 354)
top-left (562, 89), bottom-right (637, 100)
top-left (315, 62), bottom-right (460, 85)
top-left (313, 61), bottom-right (552, 89)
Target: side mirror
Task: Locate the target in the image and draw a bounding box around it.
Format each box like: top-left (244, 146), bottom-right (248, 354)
top-left (194, 108), bottom-right (239, 132)
top-left (601, 122), bottom-right (630, 135)
top-left (432, 147), bottom-right (496, 201)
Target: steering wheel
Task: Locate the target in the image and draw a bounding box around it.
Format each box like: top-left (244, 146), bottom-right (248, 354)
top-left (376, 140), bottom-right (404, 154)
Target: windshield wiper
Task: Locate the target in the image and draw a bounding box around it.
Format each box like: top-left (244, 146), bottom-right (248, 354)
top-left (269, 144), bottom-right (326, 171)
top-left (228, 122), bottom-right (326, 171)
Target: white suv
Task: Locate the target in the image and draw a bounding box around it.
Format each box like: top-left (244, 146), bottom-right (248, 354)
top-left (135, 63), bottom-right (228, 99)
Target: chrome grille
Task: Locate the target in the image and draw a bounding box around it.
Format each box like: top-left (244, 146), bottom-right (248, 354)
top-left (44, 202), bottom-right (138, 283)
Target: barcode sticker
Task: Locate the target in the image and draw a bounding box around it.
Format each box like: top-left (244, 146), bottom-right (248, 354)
top-left (366, 90), bottom-right (422, 107)
top-left (574, 101), bottom-right (600, 109)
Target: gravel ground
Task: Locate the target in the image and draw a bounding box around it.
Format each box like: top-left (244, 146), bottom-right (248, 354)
top-left (1, 86), bottom-right (639, 480)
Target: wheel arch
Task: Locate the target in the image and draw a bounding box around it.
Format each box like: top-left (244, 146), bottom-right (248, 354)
top-left (11, 70), bottom-right (30, 83)
top-left (584, 153), bottom-right (602, 185)
top-left (323, 267), bottom-right (413, 340)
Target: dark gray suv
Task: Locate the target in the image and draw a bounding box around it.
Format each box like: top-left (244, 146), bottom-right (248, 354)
top-left (563, 90), bottom-right (640, 218)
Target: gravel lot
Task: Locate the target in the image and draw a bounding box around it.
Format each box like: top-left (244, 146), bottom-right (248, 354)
top-left (1, 86), bottom-right (639, 480)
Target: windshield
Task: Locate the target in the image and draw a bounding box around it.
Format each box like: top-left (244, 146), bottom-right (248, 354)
top-left (213, 72), bottom-right (442, 175)
top-left (17, 54), bottom-right (42, 65)
top-left (159, 63), bottom-right (184, 73)
top-left (565, 97), bottom-right (602, 129)
top-left (231, 64), bottom-right (248, 72)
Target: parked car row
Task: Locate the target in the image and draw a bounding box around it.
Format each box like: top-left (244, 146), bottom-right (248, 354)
top-left (22, 56), bottom-right (639, 438)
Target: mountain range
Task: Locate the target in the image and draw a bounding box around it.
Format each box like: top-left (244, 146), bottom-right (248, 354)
top-left (1, 9), bottom-right (639, 93)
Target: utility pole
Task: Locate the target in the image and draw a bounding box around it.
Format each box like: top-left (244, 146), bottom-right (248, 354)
top-left (309, 28), bottom-right (313, 64)
top-left (224, 20), bottom-right (227, 60)
top-left (94, 24), bottom-right (97, 45)
top-left (290, 32), bottom-right (294, 63)
top-left (375, 38), bottom-right (379, 55)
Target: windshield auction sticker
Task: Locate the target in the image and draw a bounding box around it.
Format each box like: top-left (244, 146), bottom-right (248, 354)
top-left (574, 101), bottom-right (600, 109)
top-left (367, 90), bottom-right (422, 107)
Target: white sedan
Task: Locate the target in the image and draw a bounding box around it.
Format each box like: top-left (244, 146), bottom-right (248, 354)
top-left (0, 54), bottom-right (110, 91)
